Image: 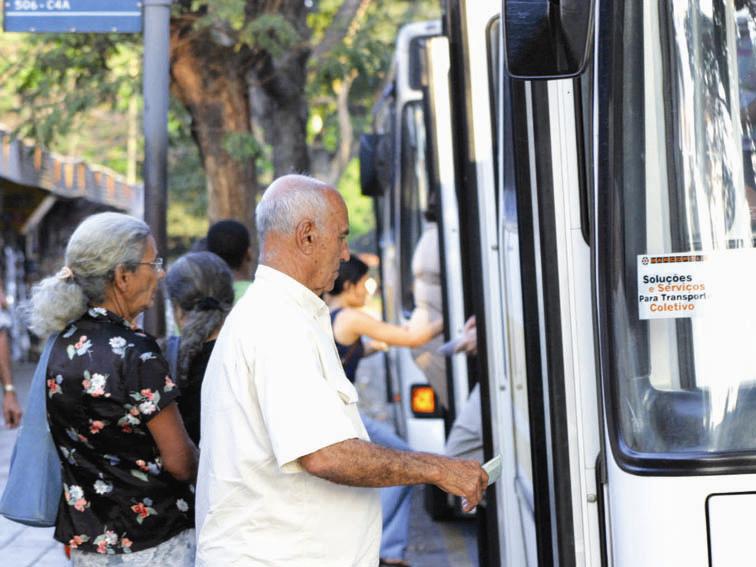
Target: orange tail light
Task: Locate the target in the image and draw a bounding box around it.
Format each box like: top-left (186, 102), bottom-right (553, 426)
top-left (410, 385), bottom-right (438, 416)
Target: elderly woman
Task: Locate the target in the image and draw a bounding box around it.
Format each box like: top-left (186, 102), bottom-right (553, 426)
top-left (165, 251), bottom-right (234, 445)
top-left (28, 212), bottom-right (197, 566)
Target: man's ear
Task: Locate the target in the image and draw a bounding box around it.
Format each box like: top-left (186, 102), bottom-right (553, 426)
top-left (112, 264), bottom-right (130, 293)
top-left (295, 219), bottom-right (317, 254)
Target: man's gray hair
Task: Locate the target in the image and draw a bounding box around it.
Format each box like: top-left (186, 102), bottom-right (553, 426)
top-left (27, 212), bottom-right (151, 336)
top-left (255, 175), bottom-right (332, 244)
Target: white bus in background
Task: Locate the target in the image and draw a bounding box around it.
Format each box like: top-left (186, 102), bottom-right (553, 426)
top-left (360, 17), bottom-right (473, 520)
top-left (362, 1), bottom-right (756, 565)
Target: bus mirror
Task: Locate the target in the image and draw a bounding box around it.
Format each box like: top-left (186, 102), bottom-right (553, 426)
top-left (361, 133), bottom-right (394, 197)
top-left (360, 133), bottom-right (384, 197)
top-left (503, 0), bottom-right (594, 79)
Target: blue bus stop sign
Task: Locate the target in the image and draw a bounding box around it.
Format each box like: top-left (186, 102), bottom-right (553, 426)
top-left (3, 0), bottom-right (142, 33)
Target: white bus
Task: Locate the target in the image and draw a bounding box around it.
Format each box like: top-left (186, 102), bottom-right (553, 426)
top-left (362, 1), bottom-right (756, 565)
top-left (360, 18), bottom-right (473, 519)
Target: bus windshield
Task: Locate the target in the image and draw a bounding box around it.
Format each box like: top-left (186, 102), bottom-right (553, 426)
top-left (602, 0), bottom-right (756, 464)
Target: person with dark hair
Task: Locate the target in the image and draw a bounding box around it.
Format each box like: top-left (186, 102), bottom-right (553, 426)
top-left (327, 254), bottom-right (442, 567)
top-left (205, 220), bottom-right (253, 303)
top-left (165, 252), bottom-right (234, 445)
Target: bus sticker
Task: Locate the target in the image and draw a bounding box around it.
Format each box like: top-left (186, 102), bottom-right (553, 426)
top-left (637, 249), bottom-right (756, 320)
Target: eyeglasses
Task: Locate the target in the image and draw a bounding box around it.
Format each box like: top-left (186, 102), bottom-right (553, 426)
top-left (138, 257), bottom-right (164, 272)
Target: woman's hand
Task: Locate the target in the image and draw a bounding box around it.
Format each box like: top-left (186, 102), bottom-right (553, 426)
top-left (146, 403), bottom-right (198, 482)
top-left (365, 340), bottom-right (389, 354)
top-left (455, 315), bottom-right (477, 355)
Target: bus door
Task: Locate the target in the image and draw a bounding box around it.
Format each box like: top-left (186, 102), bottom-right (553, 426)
top-left (423, 34), bottom-right (472, 439)
top-left (489, 0), bottom-right (603, 565)
top-left (594, 1), bottom-right (756, 565)
top-left (361, 21), bottom-right (448, 452)
top-left (501, 0), bottom-right (756, 565)
top-left (492, 44), bottom-right (602, 567)
top-left (444, 0), bottom-right (526, 565)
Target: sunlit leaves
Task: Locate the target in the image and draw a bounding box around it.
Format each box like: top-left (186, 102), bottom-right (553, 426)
top-left (222, 131), bottom-right (263, 160)
top-left (240, 14), bottom-right (302, 57)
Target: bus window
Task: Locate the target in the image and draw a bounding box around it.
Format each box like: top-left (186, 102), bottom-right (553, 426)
top-left (600, 0), bottom-right (756, 464)
top-left (399, 101), bottom-right (430, 314)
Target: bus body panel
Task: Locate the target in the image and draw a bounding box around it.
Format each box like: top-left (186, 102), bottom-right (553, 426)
top-left (378, 20), bottom-right (446, 451)
top-left (425, 36), bottom-right (470, 419)
top-left (607, 456), bottom-right (756, 567)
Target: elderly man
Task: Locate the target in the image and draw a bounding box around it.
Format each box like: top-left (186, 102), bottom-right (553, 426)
top-left (195, 175), bottom-right (487, 566)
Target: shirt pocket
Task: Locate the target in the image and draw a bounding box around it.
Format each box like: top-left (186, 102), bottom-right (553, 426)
top-left (333, 378), bottom-right (358, 405)
top-left (314, 334), bottom-right (359, 403)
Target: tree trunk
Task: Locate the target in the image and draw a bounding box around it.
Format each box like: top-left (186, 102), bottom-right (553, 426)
top-left (326, 73), bottom-right (356, 186)
top-left (170, 18), bottom-right (261, 264)
top-left (248, 2), bottom-right (311, 180)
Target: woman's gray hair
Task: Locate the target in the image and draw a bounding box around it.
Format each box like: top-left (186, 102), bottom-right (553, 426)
top-left (255, 175), bottom-right (331, 244)
top-left (165, 251), bottom-right (234, 386)
top-left (27, 212), bottom-right (150, 337)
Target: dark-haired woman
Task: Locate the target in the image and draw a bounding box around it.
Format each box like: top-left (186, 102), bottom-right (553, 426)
top-left (165, 252), bottom-right (234, 446)
top-left (327, 254), bottom-right (442, 567)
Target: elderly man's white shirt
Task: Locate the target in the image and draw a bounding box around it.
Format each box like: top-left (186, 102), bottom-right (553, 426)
top-left (195, 265), bottom-right (381, 566)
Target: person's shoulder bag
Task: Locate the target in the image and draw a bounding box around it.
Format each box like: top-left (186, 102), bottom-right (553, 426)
top-left (0, 334), bottom-right (62, 527)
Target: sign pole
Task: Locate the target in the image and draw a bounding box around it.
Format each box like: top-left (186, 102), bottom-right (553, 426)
top-left (142, 0), bottom-right (171, 337)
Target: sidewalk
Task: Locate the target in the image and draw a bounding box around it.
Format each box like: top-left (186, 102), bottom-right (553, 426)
top-left (0, 362), bottom-right (70, 567)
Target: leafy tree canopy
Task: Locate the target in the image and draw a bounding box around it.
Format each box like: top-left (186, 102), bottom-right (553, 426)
top-left (0, 0), bottom-right (439, 250)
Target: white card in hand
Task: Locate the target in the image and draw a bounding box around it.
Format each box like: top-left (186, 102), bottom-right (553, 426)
top-left (482, 454), bottom-right (503, 486)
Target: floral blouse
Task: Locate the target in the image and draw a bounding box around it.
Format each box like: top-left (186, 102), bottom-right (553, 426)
top-left (46, 307), bottom-right (193, 555)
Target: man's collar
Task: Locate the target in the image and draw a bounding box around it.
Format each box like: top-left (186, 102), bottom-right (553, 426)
top-left (254, 264), bottom-right (327, 317)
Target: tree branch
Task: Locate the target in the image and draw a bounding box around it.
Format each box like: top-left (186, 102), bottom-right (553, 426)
top-left (310, 0), bottom-right (370, 67)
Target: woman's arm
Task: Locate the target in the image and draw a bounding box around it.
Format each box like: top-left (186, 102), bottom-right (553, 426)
top-left (336, 309), bottom-right (443, 348)
top-left (0, 284), bottom-right (20, 428)
top-left (147, 403), bottom-right (199, 482)
top-left (0, 329), bottom-right (21, 428)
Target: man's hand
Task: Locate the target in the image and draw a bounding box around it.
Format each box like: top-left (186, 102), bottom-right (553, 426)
top-left (3, 393), bottom-right (22, 428)
top-left (300, 438), bottom-right (489, 512)
top-left (434, 458), bottom-right (488, 512)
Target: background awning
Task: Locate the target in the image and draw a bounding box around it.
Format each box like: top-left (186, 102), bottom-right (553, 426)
top-left (0, 128), bottom-right (143, 221)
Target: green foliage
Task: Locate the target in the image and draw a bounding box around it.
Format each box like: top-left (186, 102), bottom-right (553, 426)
top-left (0, 34), bottom-right (140, 147)
top-left (193, 0), bottom-right (245, 30)
top-left (0, 0), bottom-right (440, 251)
top-left (338, 158), bottom-right (374, 244)
top-left (307, 0), bottom-right (440, 161)
top-left (223, 131), bottom-right (263, 161)
top-left (167, 100), bottom-right (208, 220)
top-left (185, 1), bottom-right (301, 57)
top-left (168, 200), bottom-right (209, 238)
top-left (240, 14), bottom-right (302, 57)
